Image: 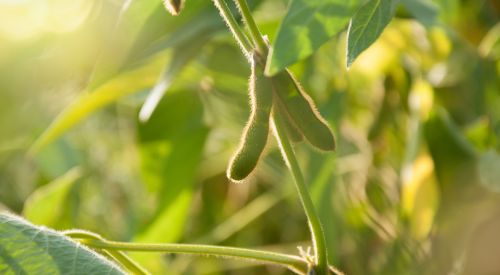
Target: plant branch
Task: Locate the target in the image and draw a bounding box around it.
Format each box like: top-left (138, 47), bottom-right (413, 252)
top-left (64, 230), bottom-right (149, 275)
top-left (271, 108), bottom-right (329, 275)
top-left (212, 0), bottom-right (253, 57)
top-left (233, 0), bottom-right (267, 55)
top-left (67, 231), bottom-right (308, 275)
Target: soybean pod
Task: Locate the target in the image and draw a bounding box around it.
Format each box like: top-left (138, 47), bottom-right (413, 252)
top-left (272, 71), bottom-right (336, 151)
top-left (227, 55), bottom-right (273, 182)
top-left (275, 100), bottom-right (304, 143)
top-left (163, 0), bottom-right (184, 16)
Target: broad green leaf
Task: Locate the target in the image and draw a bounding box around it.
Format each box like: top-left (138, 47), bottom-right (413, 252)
top-left (23, 167), bottom-right (82, 229)
top-left (30, 55), bottom-right (167, 154)
top-left (478, 150), bottom-right (500, 193)
top-left (0, 213), bottom-right (124, 274)
top-left (400, 0), bottom-right (439, 27)
top-left (266, 0), bottom-right (362, 76)
top-left (347, 0), bottom-right (399, 67)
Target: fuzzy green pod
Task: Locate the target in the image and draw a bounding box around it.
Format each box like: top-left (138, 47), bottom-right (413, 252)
top-left (227, 56), bottom-right (273, 182)
top-left (272, 71), bottom-right (336, 151)
top-left (163, 0), bottom-right (184, 16)
top-left (275, 101), bottom-right (304, 143)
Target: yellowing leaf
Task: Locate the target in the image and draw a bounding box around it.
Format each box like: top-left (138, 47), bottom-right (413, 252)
top-left (409, 78), bottom-right (434, 119)
top-left (402, 154), bottom-right (439, 239)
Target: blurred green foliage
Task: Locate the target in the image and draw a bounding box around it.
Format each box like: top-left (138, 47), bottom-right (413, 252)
top-left (0, 0), bottom-right (499, 274)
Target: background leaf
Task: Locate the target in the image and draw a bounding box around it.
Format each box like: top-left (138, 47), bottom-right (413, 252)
top-left (133, 91), bottom-right (209, 272)
top-left (347, 0), bottom-right (398, 67)
top-left (30, 0), bottom-right (217, 154)
top-left (23, 167), bottom-right (82, 229)
top-left (88, 0), bottom-right (162, 86)
top-left (138, 32), bottom-right (213, 122)
top-left (0, 213), bottom-right (124, 275)
top-left (478, 150), bottom-right (500, 193)
top-left (29, 56), bottom-right (167, 154)
top-left (400, 0), bottom-right (439, 27)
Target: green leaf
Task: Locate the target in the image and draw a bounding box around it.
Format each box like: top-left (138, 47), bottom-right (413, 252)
top-left (34, 140), bottom-right (80, 179)
top-left (138, 91), bottom-right (208, 237)
top-left (23, 167), bottom-right (82, 229)
top-left (478, 150), bottom-right (500, 193)
top-left (134, 91), bottom-right (209, 272)
top-left (424, 109), bottom-right (477, 193)
top-left (266, 0), bottom-right (362, 76)
top-left (90, 0), bottom-right (162, 86)
top-left (30, 56), bottom-right (167, 154)
top-left (138, 32), bottom-right (213, 122)
top-left (136, 9), bottom-right (222, 62)
top-left (346, 0), bottom-right (398, 67)
top-left (400, 0), bottom-right (439, 27)
top-left (0, 213), bottom-right (124, 274)
top-left (92, 0), bottom-right (212, 85)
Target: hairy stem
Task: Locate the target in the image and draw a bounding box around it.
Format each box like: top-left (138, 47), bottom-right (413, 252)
top-left (271, 109), bottom-right (329, 275)
top-left (75, 238), bottom-right (308, 274)
top-left (212, 0), bottom-right (253, 56)
top-left (64, 230), bottom-right (149, 275)
top-left (233, 0), bottom-right (268, 55)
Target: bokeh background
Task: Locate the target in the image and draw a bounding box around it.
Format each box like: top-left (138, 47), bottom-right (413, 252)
top-left (0, 0), bottom-right (499, 274)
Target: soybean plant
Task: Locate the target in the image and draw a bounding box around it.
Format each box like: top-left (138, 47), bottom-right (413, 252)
top-left (21, 1), bottom-right (339, 274)
top-left (210, 0), bottom-right (337, 274)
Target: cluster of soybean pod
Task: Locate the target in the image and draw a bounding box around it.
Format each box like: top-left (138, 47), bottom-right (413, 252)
top-left (164, 0), bottom-right (337, 274)
top-left (164, 0), bottom-right (336, 180)
top-left (227, 53), bottom-right (336, 182)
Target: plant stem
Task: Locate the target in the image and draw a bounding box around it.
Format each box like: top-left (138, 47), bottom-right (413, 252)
top-left (64, 230), bottom-right (149, 275)
top-left (76, 238), bottom-right (308, 274)
top-left (212, 0), bottom-right (253, 56)
top-left (271, 109), bottom-right (329, 275)
top-left (233, 0), bottom-right (268, 55)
